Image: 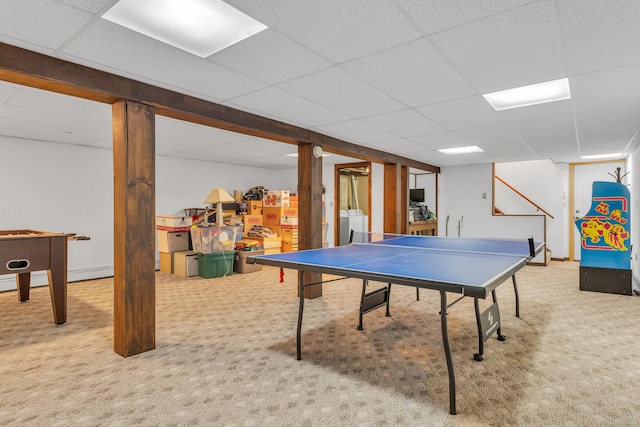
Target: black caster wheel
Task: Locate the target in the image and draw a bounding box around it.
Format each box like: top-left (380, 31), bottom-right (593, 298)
top-left (473, 353), bottom-right (483, 362)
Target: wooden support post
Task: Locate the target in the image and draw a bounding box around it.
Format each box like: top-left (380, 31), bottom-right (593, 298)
top-left (401, 165), bottom-right (408, 235)
top-left (298, 143), bottom-right (323, 298)
top-left (112, 100), bottom-right (156, 357)
top-left (384, 164), bottom-right (408, 234)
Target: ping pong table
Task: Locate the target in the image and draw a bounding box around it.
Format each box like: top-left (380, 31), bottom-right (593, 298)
top-left (248, 232), bottom-right (544, 415)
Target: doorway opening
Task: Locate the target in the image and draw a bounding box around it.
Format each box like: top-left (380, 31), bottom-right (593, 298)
top-left (334, 162), bottom-right (371, 245)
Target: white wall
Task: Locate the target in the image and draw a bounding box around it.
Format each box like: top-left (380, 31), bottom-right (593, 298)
top-left (370, 163), bottom-right (384, 233)
top-left (0, 137), bottom-right (114, 290)
top-left (495, 159), bottom-right (566, 259)
top-left (438, 163), bottom-right (552, 263)
top-left (628, 144), bottom-right (640, 290)
top-left (321, 165), bottom-right (335, 247)
top-left (410, 172), bottom-right (437, 215)
top-left (0, 136), bottom-right (295, 291)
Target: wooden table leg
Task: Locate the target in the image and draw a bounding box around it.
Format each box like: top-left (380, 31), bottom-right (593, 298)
top-left (48, 236), bottom-right (68, 324)
top-left (16, 272), bottom-right (31, 302)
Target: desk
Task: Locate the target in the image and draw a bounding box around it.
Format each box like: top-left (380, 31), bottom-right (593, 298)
top-left (249, 233), bottom-right (544, 415)
top-left (0, 229), bottom-right (70, 324)
top-left (409, 219), bottom-right (437, 235)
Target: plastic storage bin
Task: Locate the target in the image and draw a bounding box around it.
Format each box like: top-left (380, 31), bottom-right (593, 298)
top-left (234, 249), bottom-right (264, 273)
top-left (198, 252), bottom-right (234, 278)
top-left (190, 226), bottom-right (237, 254)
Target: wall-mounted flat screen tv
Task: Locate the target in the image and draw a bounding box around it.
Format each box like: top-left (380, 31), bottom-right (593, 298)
top-left (410, 188), bottom-right (425, 203)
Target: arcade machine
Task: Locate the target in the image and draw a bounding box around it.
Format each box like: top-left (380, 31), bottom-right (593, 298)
top-left (575, 169), bottom-right (633, 295)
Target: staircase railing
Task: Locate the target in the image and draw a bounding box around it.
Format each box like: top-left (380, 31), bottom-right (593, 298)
top-left (494, 175), bottom-right (554, 219)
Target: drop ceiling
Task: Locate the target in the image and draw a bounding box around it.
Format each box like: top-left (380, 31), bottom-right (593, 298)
top-left (1, 0), bottom-right (639, 170)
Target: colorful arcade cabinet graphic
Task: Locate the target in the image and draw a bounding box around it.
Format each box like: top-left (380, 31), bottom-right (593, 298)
top-left (575, 181), bottom-right (632, 295)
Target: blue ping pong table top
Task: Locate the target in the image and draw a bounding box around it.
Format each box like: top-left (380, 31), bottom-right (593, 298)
top-left (249, 236), bottom-right (540, 297)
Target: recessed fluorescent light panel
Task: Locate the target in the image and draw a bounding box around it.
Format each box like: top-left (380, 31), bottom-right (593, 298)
top-left (580, 153), bottom-right (622, 160)
top-left (103, 0), bottom-right (267, 57)
top-left (483, 78), bottom-right (571, 111)
top-left (438, 146), bottom-right (484, 155)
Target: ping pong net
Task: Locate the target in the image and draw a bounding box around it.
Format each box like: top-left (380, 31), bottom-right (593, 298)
top-left (349, 230), bottom-right (538, 259)
top-left (349, 230), bottom-right (402, 244)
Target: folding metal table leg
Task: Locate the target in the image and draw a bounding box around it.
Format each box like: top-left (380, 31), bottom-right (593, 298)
top-left (439, 290), bottom-right (456, 415)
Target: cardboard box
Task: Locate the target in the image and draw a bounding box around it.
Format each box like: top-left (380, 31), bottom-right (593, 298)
top-left (280, 216), bottom-right (298, 226)
top-left (233, 249), bottom-right (264, 274)
top-left (264, 248), bottom-right (281, 255)
top-left (243, 214), bottom-right (263, 228)
top-left (156, 215), bottom-right (192, 229)
top-left (174, 251), bottom-right (199, 277)
top-left (290, 195), bottom-right (298, 207)
top-left (263, 190), bottom-right (290, 207)
top-left (247, 200), bottom-right (263, 215)
top-left (251, 236), bottom-right (282, 249)
top-left (159, 252), bottom-right (174, 273)
top-left (157, 230), bottom-right (189, 253)
top-left (281, 226), bottom-right (298, 242)
top-left (281, 241), bottom-right (298, 252)
top-left (263, 207), bottom-right (298, 226)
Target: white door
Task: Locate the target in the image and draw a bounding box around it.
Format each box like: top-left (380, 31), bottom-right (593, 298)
top-left (573, 161), bottom-right (626, 260)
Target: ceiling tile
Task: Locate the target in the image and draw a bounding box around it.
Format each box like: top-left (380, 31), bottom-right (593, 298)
top-left (410, 149), bottom-right (503, 167)
top-left (279, 67), bottom-right (405, 118)
top-left (559, 0), bottom-right (640, 74)
top-left (55, 0), bottom-right (114, 14)
top-left (62, 20), bottom-right (267, 101)
top-left (454, 124), bottom-right (521, 145)
top-left (417, 96), bottom-right (503, 131)
top-left (480, 140), bottom-right (534, 156)
top-left (229, 86), bottom-right (349, 128)
top-left (0, 101), bottom-right (110, 135)
top-left (578, 128), bottom-right (637, 151)
top-left (0, 81), bottom-right (19, 101)
top-left (232, 136), bottom-right (298, 155)
top-left (494, 152), bottom-right (541, 163)
top-left (496, 98), bottom-right (573, 123)
top-left (509, 113), bottom-right (576, 144)
top-left (227, 0), bottom-right (422, 63)
top-left (360, 109), bottom-right (445, 138)
top-left (527, 136), bottom-right (580, 160)
top-left (0, 116), bottom-right (111, 148)
top-left (156, 117), bottom-right (248, 144)
top-left (395, 0), bottom-right (537, 34)
top-left (0, 0), bottom-right (92, 50)
top-left (431, 0), bottom-right (566, 93)
top-left (343, 38), bottom-right (476, 107)
top-left (571, 63), bottom-right (640, 114)
top-left (409, 132), bottom-right (469, 150)
top-left (210, 30), bottom-right (332, 84)
top-left (367, 139), bottom-right (432, 155)
top-left (575, 107), bottom-right (640, 136)
top-left (314, 120), bottom-right (397, 145)
top-left (7, 86), bottom-right (111, 121)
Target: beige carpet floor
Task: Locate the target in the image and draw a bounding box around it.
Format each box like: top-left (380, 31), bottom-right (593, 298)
top-left (1, 261), bottom-right (639, 426)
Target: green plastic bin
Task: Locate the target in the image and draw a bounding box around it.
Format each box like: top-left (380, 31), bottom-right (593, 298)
top-left (198, 252), bottom-right (234, 278)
